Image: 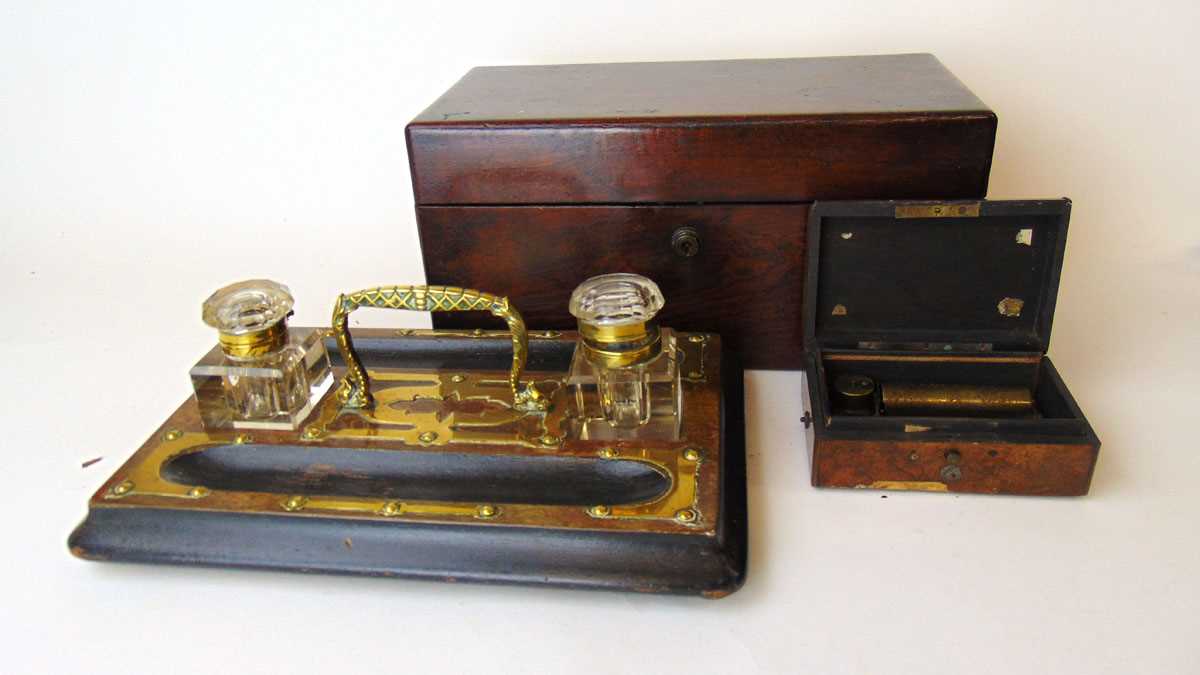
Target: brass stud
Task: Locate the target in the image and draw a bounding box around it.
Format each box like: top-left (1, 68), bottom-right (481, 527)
top-left (539, 434), bottom-right (559, 447)
top-left (187, 486), bottom-right (210, 498)
top-left (396, 328), bottom-right (414, 336)
top-left (379, 501), bottom-right (403, 517)
top-left (682, 447), bottom-right (701, 462)
top-left (599, 447), bottom-right (619, 459)
top-left (688, 371), bottom-right (703, 379)
top-left (418, 431), bottom-right (438, 444)
top-left (688, 334), bottom-right (706, 343)
top-left (302, 425), bottom-right (323, 440)
top-left (110, 480), bottom-right (134, 496)
top-left (449, 374), bottom-right (466, 383)
top-left (476, 504), bottom-right (498, 519)
top-left (588, 505), bottom-right (611, 518)
top-left (281, 495), bottom-right (307, 512)
top-left (234, 434), bottom-right (252, 445)
top-left (674, 508), bottom-right (698, 524)
top-left (163, 429), bottom-right (182, 441)
top-left (471, 328), bottom-right (485, 337)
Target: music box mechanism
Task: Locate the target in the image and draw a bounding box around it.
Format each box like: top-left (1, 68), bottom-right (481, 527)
top-left (70, 274), bottom-right (747, 596)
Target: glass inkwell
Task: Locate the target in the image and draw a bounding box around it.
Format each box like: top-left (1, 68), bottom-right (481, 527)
top-left (567, 273), bottom-right (681, 440)
top-left (189, 279), bottom-right (332, 430)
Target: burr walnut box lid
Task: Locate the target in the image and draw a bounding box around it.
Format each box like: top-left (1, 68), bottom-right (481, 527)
top-left (805, 199), bottom-right (1072, 354)
top-left (406, 53), bottom-right (997, 205)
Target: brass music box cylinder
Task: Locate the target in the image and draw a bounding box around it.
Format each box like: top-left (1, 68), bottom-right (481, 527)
top-left (880, 383), bottom-right (1035, 417)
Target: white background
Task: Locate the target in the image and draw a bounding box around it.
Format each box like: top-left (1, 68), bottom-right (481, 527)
top-left (2, 1), bottom-right (1198, 673)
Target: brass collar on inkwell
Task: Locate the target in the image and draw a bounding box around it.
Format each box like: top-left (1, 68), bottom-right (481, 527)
top-left (202, 279), bottom-right (294, 359)
top-left (578, 318), bottom-right (662, 369)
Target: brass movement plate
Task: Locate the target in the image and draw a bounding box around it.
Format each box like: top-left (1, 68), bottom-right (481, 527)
top-left (894, 202), bottom-right (981, 219)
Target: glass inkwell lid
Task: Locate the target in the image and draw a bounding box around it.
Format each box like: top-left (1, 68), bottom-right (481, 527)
top-left (202, 279), bottom-right (295, 359)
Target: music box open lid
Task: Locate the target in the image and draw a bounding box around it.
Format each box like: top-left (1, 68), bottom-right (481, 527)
top-left (804, 199), bottom-right (1072, 354)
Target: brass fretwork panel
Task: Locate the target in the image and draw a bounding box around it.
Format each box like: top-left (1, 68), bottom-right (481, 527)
top-left (90, 329), bottom-right (722, 535)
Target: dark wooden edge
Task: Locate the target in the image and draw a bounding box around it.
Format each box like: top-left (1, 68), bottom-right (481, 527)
top-left (1040, 355), bottom-right (1102, 455)
top-left (66, 347), bottom-right (747, 597)
top-left (407, 110), bottom-right (997, 128)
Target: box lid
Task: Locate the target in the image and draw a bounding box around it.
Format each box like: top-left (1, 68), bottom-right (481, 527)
top-left (407, 54), bottom-right (996, 205)
top-left (804, 199), bottom-right (1071, 353)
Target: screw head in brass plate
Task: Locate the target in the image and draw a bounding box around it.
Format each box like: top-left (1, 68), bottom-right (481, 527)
top-left (674, 508), bottom-right (698, 524)
top-left (682, 447), bottom-right (701, 462)
top-left (539, 434), bottom-right (559, 447)
top-left (536, 330), bottom-right (563, 339)
top-left (687, 334), bottom-right (707, 343)
top-left (588, 505), bottom-right (612, 518)
top-left (449, 373), bottom-right (466, 383)
top-left (476, 504), bottom-right (498, 519)
top-left (281, 495), bottom-right (308, 512)
top-left (234, 434), bottom-right (252, 445)
top-left (302, 425), bottom-right (324, 440)
top-left (379, 501), bottom-right (403, 517)
top-left (110, 480), bottom-right (134, 497)
top-left (418, 431), bottom-right (439, 444)
top-left (163, 429), bottom-right (182, 441)
top-left (187, 486), bottom-right (210, 498)
top-left (471, 328), bottom-right (485, 337)
top-left (598, 447), bottom-right (619, 459)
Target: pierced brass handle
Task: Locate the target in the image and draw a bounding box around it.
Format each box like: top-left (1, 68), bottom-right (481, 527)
top-left (331, 285), bottom-right (547, 412)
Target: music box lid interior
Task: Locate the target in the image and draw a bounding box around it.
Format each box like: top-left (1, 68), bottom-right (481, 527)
top-left (804, 199), bottom-right (1072, 354)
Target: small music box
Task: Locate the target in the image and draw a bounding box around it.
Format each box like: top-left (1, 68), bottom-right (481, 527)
top-left (802, 199), bottom-right (1101, 496)
top-left (70, 274), bottom-right (747, 596)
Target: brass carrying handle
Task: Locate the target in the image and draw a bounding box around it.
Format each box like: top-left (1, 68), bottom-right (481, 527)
top-left (331, 285), bottom-right (547, 412)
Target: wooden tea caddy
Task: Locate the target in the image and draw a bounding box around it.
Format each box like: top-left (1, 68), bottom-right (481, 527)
top-left (408, 53), bottom-right (997, 369)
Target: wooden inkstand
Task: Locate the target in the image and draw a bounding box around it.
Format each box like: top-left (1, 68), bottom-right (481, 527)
top-left (802, 199), bottom-right (1101, 496)
top-left (70, 277), bottom-right (747, 595)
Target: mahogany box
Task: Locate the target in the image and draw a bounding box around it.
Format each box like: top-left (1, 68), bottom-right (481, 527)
top-left (801, 199), bottom-right (1101, 496)
top-left (407, 54), bottom-right (997, 369)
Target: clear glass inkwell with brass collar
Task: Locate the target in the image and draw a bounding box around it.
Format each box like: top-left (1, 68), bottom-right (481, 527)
top-left (189, 279), bottom-right (332, 430)
top-left (567, 273), bottom-right (681, 439)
